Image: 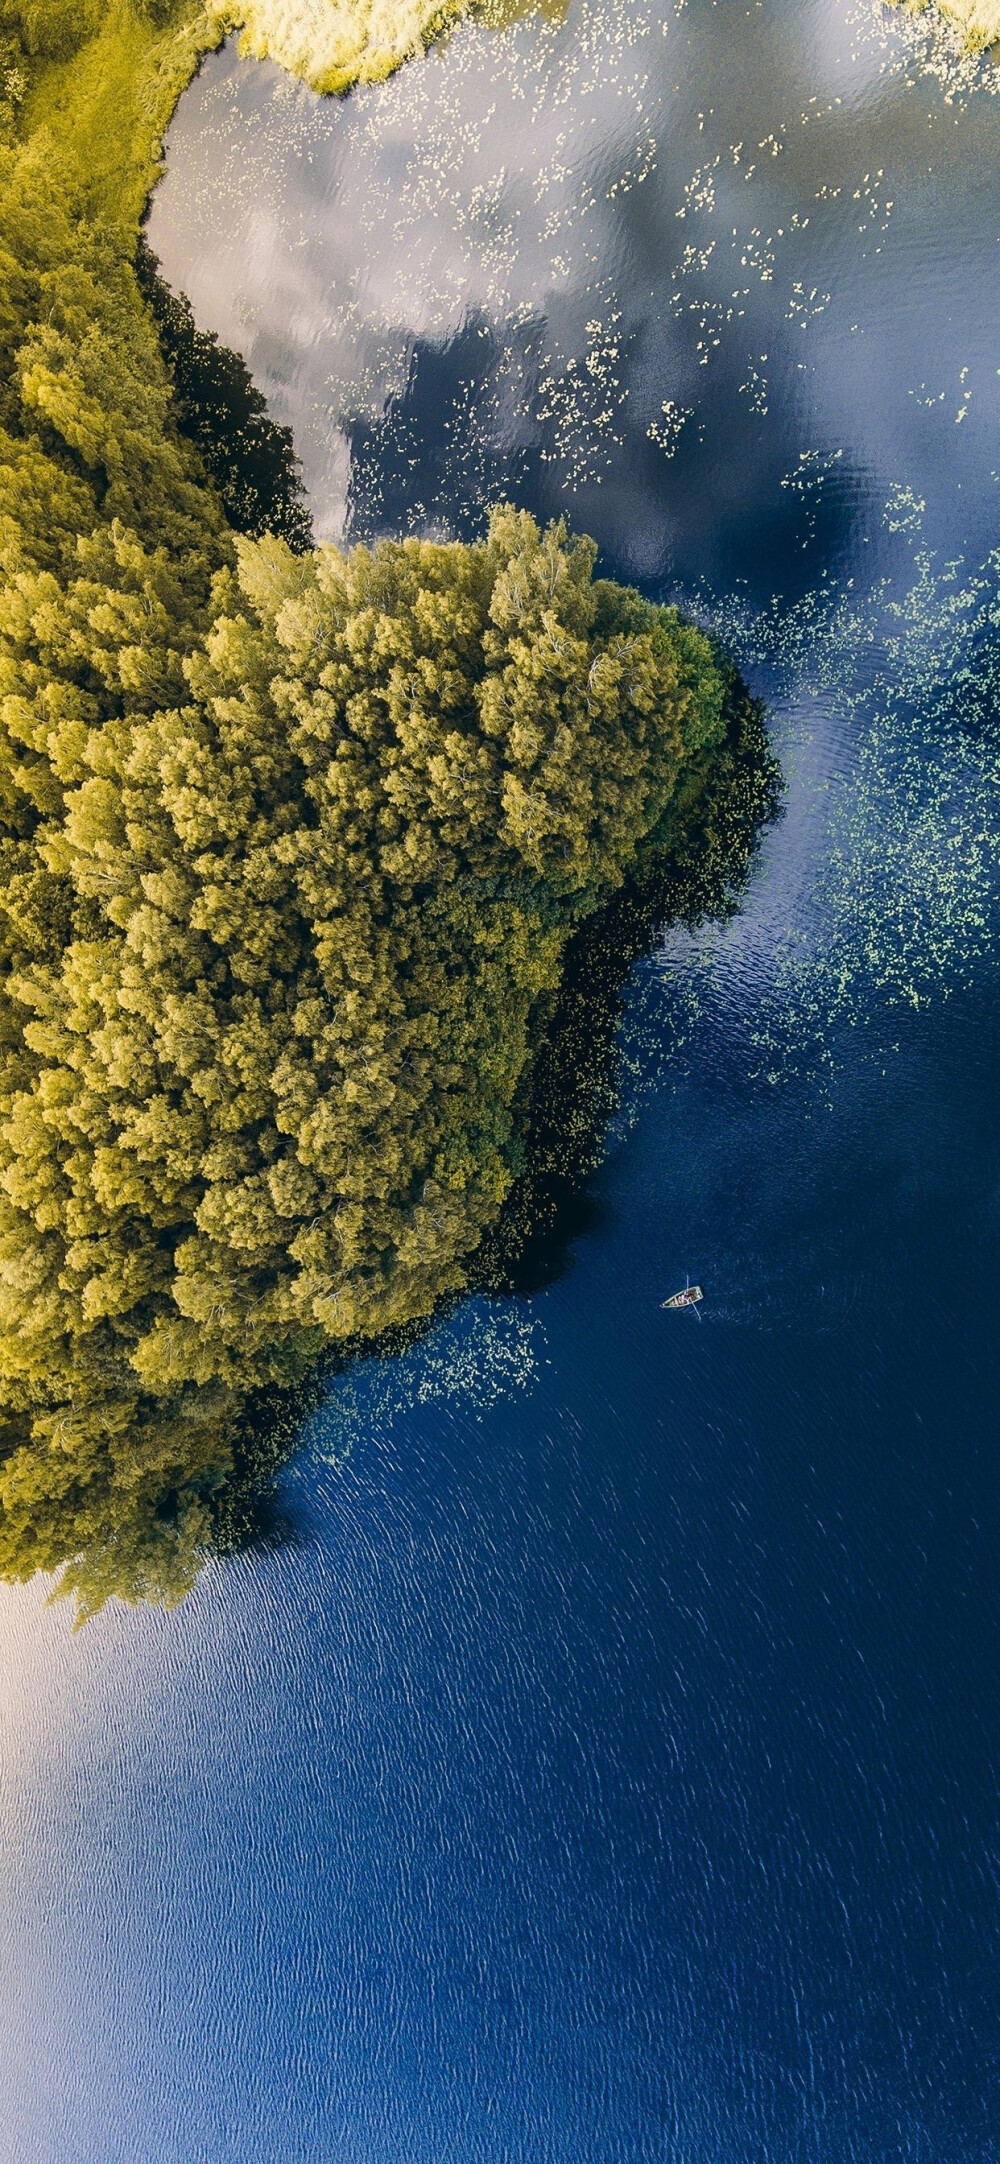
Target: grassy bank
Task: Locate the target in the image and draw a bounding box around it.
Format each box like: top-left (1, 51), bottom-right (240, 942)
top-left (231, 0), bottom-right (470, 95)
top-left (20, 2), bottom-right (219, 230)
top-left (19, 0), bottom-right (483, 233)
top-left (895, 0), bottom-right (1000, 51)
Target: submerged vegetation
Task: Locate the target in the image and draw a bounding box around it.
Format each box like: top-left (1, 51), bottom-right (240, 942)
top-left (0, 0), bottom-right (774, 1615)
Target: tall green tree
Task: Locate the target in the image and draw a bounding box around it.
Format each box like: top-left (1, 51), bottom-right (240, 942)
top-left (0, 4), bottom-right (772, 1615)
top-left (0, 507), bottom-right (739, 1611)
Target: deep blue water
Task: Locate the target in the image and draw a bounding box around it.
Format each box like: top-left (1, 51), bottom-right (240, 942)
top-left (2, 2), bottom-right (999, 2159)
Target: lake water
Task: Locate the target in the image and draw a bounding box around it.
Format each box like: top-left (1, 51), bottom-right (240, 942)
top-left (2, 3), bottom-right (999, 2159)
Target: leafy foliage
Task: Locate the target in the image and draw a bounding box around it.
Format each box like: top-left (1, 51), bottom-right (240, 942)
top-left (1, 0), bottom-right (103, 62)
top-left (911, 0), bottom-right (1000, 52)
top-left (0, 2), bottom-right (770, 1617)
top-left (0, 479), bottom-right (734, 1605)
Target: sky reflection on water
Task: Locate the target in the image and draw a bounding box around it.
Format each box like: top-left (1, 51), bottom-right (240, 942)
top-left (1, 4), bottom-right (998, 2161)
top-left (150, 0), bottom-right (1000, 598)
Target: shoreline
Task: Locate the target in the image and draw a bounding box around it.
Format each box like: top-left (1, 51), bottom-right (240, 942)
top-left (24, 0), bottom-right (1000, 252)
top-left (22, 0), bottom-right (481, 243)
top-left (895, 0), bottom-right (1000, 52)
top-left (2, 7), bottom-right (772, 1614)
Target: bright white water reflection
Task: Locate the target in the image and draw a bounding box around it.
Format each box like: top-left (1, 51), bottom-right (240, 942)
top-left (149, 0), bottom-right (1000, 1074)
top-left (151, 0), bottom-right (1000, 591)
top-left (2, 7), bottom-right (998, 2164)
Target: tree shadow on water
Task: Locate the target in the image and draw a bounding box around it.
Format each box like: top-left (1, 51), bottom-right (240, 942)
top-left (213, 674), bottom-right (780, 1557)
top-left (136, 239), bottom-right (314, 552)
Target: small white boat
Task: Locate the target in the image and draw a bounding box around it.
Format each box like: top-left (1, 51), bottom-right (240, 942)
top-left (662, 1279), bottom-right (704, 1313)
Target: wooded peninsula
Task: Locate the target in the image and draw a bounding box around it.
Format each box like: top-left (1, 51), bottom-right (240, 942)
top-left (0, 0), bottom-right (775, 1616)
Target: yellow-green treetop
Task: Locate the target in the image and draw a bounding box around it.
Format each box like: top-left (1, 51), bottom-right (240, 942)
top-left (0, 2), bottom-right (768, 1615)
top-left (0, 490), bottom-right (734, 1607)
top-left (897, 0), bottom-right (1000, 51)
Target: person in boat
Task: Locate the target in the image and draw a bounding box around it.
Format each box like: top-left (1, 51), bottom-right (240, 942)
top-left (663, 1282), bottom-right (703, 1308)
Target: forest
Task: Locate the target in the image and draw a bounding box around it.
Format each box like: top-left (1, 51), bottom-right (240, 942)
top-left (0, 0), bottom-right (773, 1615)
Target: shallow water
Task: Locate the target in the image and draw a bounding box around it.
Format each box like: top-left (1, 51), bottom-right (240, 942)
top-left (2, 4), bottom-right (999, 2160)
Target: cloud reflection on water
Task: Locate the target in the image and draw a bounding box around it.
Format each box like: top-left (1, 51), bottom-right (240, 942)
top-left (149, 0), bottom-right (1000, 596)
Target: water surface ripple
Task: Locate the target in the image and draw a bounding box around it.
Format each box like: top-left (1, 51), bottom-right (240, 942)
top-left (1, 3), bottom-right (998, 2160)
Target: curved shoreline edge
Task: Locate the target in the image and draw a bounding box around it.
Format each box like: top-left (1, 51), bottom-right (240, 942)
top-left (1, 2), bottom-right (778, 1617)
top-left (19, 0), bottom-right (999, 266)
top-left (23, 0), bottom-right (483, 242)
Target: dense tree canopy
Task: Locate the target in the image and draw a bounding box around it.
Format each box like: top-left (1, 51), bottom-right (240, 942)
top-left (0, 2), bottom-right (772, 1616)
top-left (0, 488), bottom-right (734, 1607)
